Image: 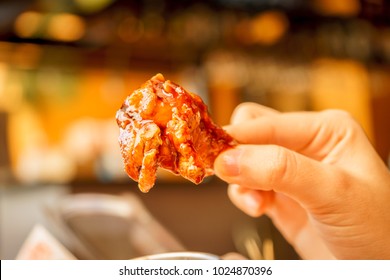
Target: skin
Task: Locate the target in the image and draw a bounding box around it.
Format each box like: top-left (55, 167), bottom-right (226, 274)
top-left (214, 102), bottom-right (390, 259)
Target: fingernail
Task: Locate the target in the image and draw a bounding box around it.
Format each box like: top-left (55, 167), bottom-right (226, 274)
top-left (218, 148), bottom-right (242, 177)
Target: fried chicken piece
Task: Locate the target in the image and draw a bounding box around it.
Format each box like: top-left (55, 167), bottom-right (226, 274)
top-left (116, 73), bottom-right (234, 193)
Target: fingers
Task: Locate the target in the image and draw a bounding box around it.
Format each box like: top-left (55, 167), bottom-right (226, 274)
top-left (266, 193), bottom-right (335, 259)
top-left (227, 184), bottom-right (274, 217)
top-left (229, 104), bottom-right (362, 158)
top-left (226, 109), bottom-right (367, 163)
top-left (215, 144), bottom-right (348, 210)
top-left (227, 184), bottom-right (336, 259)
top-left (226, 107), bottom-right (384, 176)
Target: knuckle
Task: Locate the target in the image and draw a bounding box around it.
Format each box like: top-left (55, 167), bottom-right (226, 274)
top-left (321, 109), bottom-right (352, 121)
top-left (320, 109), bottom-right (355, 127)
top-left (320, 109), bottom-right (362, 137)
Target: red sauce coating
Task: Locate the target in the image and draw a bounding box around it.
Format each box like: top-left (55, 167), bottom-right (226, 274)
top-left (116, 74), bottom-right (234, 192)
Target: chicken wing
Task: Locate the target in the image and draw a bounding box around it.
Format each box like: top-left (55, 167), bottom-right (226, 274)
top-left (116, 74), bottom-right (234, 192)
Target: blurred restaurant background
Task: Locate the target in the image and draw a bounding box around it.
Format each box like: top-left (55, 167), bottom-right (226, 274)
top-left (1, 0), bottom-right (389, 260)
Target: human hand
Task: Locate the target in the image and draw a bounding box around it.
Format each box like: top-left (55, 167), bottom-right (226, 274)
top-left (214, 103), bottom-right (390, 259)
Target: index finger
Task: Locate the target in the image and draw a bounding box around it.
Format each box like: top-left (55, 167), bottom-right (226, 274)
top-left (225, 110), bottom-right (362, 162)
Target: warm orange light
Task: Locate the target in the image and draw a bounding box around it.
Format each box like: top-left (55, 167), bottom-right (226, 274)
top-left (14, 11), bottom-right (44, 38)
top-left (250, 11), bottom-right (289, 45)
top-left (46, 13), bottom-right (86, 42)
top-left (313, 0), bottom-right (361, 16)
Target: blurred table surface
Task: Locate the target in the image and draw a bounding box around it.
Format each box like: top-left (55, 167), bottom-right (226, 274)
top-left (0, 178), bottom-right (299, 259)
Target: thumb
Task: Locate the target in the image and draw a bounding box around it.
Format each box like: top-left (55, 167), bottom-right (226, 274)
top-left (214, 145), bottom-right (348, 210)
